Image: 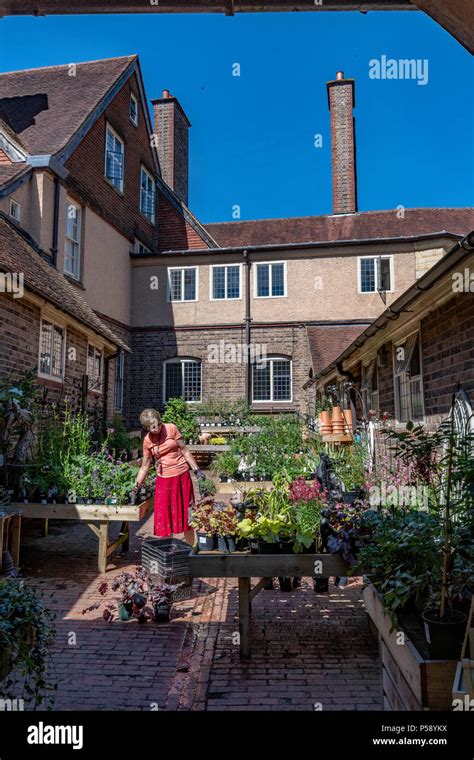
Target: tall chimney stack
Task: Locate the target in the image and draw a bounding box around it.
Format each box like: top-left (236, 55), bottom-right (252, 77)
top-left (327, 71), bottom-right (357, 215)
top-left (152, 90), bottom-right (191, 205)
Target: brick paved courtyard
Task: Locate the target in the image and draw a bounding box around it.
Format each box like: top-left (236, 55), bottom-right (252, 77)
top-left (19, 514), bottom-right (383, 711)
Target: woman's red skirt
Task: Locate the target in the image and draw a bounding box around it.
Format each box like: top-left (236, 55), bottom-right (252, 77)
top-left (153, 470), bottom-right (194, 537)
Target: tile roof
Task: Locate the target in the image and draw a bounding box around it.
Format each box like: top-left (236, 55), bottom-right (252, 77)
top-left (0, 56), bottom-right (136, 156)
top-left (206, 208), bottom-right (474, 248)
top-left (306, 324), bottom-right (370, 375)
top-left (0, 162), bottom-right (30, 185)
top-left (0, 213), bottom-right (128, 351)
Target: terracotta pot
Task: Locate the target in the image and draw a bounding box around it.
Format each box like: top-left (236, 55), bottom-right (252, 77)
top-left (331, 406), bottom-right (343, 421)
top-left (332, 421), bottom-right (344, 434)
top-left (319, 411), bottom-right (331, 425)
top-left (342, 408), bottom-right (353, 434)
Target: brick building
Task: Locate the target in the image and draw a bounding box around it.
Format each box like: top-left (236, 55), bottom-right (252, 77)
top-left (0, 56), bottom-right (472, 427)
top-left (308, 233), bottom-right (474, 432)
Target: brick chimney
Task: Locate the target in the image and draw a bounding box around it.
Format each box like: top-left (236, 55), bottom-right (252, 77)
top-left (327, 71), bottom-right (357, 215)
top-left (152, 90), bottom-right (191, 205)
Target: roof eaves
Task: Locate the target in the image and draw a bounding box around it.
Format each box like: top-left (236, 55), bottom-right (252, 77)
top-left (156, 176), bottom-right (220, 249)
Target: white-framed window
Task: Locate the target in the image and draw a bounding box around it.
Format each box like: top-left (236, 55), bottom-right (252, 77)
top-left (114, 352), bottom-right (124, 412)
top-left (255, 262), bottom-right (286, 298)
top-left (38, 318), bottom-right (65, 380)
top-left (9, 198), bottom-right (20, 221)
top-left (361, 359), bottom-right (379, 416)
top-left (87, 344), bottom-right (103, 392)
top-left (167, 266), bottom-right (197, 302)
top-left (64, 199), bottom-right (82, 280)
top-left (210, 264), bottom-right (241, 300)
top-left (140, 166), bottom-right (155, 223)
top-left (164, 358), bottom-right (202, 403)
top-left (358, 255), bottom-right (393, 293)
top-left (252, 356), bottom-right (292, 402)
top-left (105, 123), bottom-right (124, 192)
top-left (134, 239), bottom-right (151, 254)
top-left (394, 332), bottom-right (424, 423)
top-left (130, 93), bottom-right (138, 126)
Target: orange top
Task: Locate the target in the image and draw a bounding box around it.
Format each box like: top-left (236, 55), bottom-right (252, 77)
top-left (143, 423), bottom-right (189, 478)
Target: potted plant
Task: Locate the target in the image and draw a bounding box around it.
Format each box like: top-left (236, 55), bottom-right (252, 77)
top-left (152, 582), bottom-right (181, 623)
top-left (0, 579), bottom-right (56, 708)
top-left (189, 499), bottom-right (216, 550)
top-left (210, 505), bottom-right (239, 553)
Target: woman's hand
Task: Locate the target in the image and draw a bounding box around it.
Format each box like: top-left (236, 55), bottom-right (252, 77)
top-left (134, 451), bottom-right (152, 490)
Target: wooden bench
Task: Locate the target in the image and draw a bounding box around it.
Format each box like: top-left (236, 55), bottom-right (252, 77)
top-left (188, 551), bottom-right (349, 657)
top-left (11, 499), bottom-right (153, 574)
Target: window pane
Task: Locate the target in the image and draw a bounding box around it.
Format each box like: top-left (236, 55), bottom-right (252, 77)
top-left (252, 362), bottom-right (271, 401)
top-left (39, 321), bottom-right (53, 375)
top-left (114, 354), bottom-right (124, 411)
top-left (397, 374), bottom-right (410, 422)
top-left (257, 264), bottom-right (270, 297)
top-left (360, 259), bottom-right (375, 292)
top-left (183, 269), bottom-right (196, 301)
top-left (227, 266), bottom-right (240, 298)
top-left (169, 270), bottom-right (182, 301)
top-left (212, 267), bottom-right (226, 299)
top-left (409, 336), bottom-right (421, 377)
top-left (379, 258), bottom-right (391, 291)
top-left (183, 361), bottom-right (201, 402)
top-left (272, 359), bottom-right (291, 400)
top-left (165, 362), bottom-right (183, 401)
top-left (410, 379), bottom-right (423, 420)
top-left (51, 326), bottom-right (64, 378)
top-left (271, 263), bottom-right (285, 296)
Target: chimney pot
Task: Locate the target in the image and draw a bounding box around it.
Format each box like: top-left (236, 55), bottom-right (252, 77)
top-left (336, 71), bottom-right (344, 80)
top-left (162, 89), bottom-right (170, 99)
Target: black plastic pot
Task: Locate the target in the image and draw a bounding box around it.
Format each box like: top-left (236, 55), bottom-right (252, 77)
top-left (302, 542), bottom-right (316, 554)
top-left (217, 535), bottom-right (236, 553)
top-left (313, 578), bottom-right (329, 593)
top-left (153, 602), bottom-right (171, 623)
top-left (422, 609), bottom-right (467, 660)
top-left (197, 533), bottom-right (215, 551)
top-left (248, 539), bottom-right (259, 555)
top-left (278, 577), bottom-right (292, 592)
top-left (279, 539), bottom-right (294, 554)
top-left (342, 490), bottom-right (358, 505)
top-left (258, 541), bottom-right (278, 554)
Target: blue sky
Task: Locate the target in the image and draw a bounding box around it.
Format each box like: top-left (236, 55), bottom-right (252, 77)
top-left (0, 11), bottom-right (472, 223)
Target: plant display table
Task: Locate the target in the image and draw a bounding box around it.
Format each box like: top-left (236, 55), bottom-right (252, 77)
top-left (11, 499), bottom-right (153, 574)
top-left (0, 506), bottom-right (22, 571)
top-left (188, 550), bottom-right (349, 657)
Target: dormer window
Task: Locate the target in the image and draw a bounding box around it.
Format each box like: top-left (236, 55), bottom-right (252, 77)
top-left (130, 93), bottom-right (138, 127)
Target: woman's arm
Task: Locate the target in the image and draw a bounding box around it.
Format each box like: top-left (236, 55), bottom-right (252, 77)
top-left (134, 451), bottom-right (152, 489)
top-left (177, 438), bottom-right (200, 473)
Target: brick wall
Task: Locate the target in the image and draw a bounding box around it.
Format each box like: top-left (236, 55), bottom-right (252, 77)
top-left (421, 293), bottom-right (474, 427)
top-left (128, 324), bottom-right (313, 424)
top-left (152, 96), bottom-right (189, 205)
top-left (327, 75), bottom-right (357, 215)
top-left (64, 73), bottom-right (156, 251)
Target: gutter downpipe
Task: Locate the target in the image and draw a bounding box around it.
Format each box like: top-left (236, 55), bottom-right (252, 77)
top-left (50, 175), bottom-right (60, 267)
top-left (243, 249), bottom-right (252, 406)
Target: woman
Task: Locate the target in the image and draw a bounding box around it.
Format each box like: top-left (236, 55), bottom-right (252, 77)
top-left (132, 408), bottom-right (204, 544)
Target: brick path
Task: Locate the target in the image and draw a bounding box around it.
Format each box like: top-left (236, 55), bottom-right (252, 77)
top-left (17, 514), bottom-right (382, 711)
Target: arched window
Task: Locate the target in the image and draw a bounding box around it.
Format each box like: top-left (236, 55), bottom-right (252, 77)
top-left (252, 356), bottom-right (292, 402)
top-left (163, 358), bottom-right (202, 403)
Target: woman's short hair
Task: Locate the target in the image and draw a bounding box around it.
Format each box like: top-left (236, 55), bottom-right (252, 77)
top-left (139, 408), bottom-right (161, 429)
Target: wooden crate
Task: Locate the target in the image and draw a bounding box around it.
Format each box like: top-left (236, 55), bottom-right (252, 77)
top-left (363, 583), bottom-right (457, 711)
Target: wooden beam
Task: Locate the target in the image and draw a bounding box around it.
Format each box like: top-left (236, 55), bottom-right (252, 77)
top-left (189, 552), bottom-right (349, 577)
top-left (0, 1), bottom-right (415, 16)
top-left (11, 499), bottom-right (152, 523)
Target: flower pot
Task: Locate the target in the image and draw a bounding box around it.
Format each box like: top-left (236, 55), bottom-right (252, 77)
top-left (153, 602), bottom-right (171, 623)
top-left (342, 408), bottom-right (353, 434)
top-left (313, 578), bottom-right (329, 592)
top-left (422, 609), bottom-right (467, 660)
top-left (216, 535), bottom-right (236, 553)
top-left (279, 539), bottom-right (294, 554)
top-left (197, 533), bottom-right (215, 551)
top-left (249, 539), bottom-right (259, 554)
top-left (258, 541), bottom-right (278, 554)
top-left (342, 490), bottom-right (358, 504)
top-left (118, 603), bottom-right (132, 621)
top-left (278, 577), bottom-right (292, 592)
top-left (331, 406), bottom-right (343, 421)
